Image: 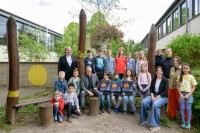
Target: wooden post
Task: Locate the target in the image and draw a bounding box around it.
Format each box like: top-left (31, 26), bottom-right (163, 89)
top-left (147, 24), bottom-right (157, 79)
top-left (89, 97), bottom-right (99, 116)
top-left (78, 9), bottom-right (86, 77)
top-left (6, 16), bottom-right (19, 125)
top-left (39, 102), bottom-right (53, 127)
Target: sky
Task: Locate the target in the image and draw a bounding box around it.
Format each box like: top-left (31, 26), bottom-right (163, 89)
top-left (0, 0), bottom-right (174, 42)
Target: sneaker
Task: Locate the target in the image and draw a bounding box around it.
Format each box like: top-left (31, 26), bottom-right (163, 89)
top-left (138, 121), bottom-right (147, 125)
top-left (130, 111), bottom-right (135, 115)
top-left (114, 108), bottom-right (118, 113)
top-left (107, 109), bottom-right (111, 114)
top-left (66, 117), bottom-right (72, 123)
top-left (149, 126), bottom-right (160, 131)
top-left (181, 122), bottom-right (185, 128)
top-left (123, 112), bottom-right (127, 115)
top-left (100, 108), bottom-right (105, 113)
top-left (185, 122), bottom-right (191, 130)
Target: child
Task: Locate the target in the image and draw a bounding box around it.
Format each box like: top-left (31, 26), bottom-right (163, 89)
top-left (68, 68), bottom-right (81, 96)
top-left (84, 50), bottom-right (95, 73)
top-left (122, 69), bottom-right (136, 114)
top-left (105, 49), bottom-right (115, 80)
top-left (50, 90), bottom-right (64, 123)
top-left (93, 48), bottom-right (106, 80)
top-left (137, 64), bottom-right (151, 99)
top-left (177, 63), bottom-right (197, 129)
top-left (115, 47), bottom-right (127, 79)
top-left (136, 51), bottom-right (148, 77)
top-left (155, 49), bottom-right (163, 67)
top-left (126, 52), bottom-right (136, 75)
top-left (111, 72), bottom-right (122, 113)
top-left (54, 71), bottom-right (68, 94)
top-left (99, 72), bottom-right (111, 114)
top-left (63, 83), bottom-right (81, 123)
top-left (134, 51), bottom-right (139, 64)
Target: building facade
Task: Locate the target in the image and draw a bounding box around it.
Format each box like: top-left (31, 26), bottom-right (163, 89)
top-left (141, 0), bottom-right (200, 49)
top-left (0, 8), bottom-right (62, 62)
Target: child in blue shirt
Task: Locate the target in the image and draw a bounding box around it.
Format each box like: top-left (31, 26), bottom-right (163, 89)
top-left (111, 72), bottom-right (122, 113)
top-left (100, 72), bottom-right (111, 114)
top-left (54, 71), bottom-right (68, 94)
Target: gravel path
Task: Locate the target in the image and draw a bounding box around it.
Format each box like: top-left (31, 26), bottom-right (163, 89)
top-left (0, 109), bottom-right (188, 133)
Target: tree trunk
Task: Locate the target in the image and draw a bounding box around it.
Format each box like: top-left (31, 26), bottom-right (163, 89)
top-left (39, 102), bottom-right (53, 127)
top-left (89, 97), bottom-right (99, 116)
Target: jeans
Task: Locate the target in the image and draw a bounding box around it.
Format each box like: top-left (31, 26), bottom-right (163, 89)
top-left (111, 95), bottom-right (122, 108)
top-left (122, 95), bottom-right (136, 112)
top-left (64, 102), bottom-right (80, 118)
top-left (53, 105), bottom-right (63, 122)
top-left (80, 89), bottom-right (101, 108)
top-left (140, 96), bottom-right (168, 127)
top-left (100, 94), bottom-right (111, 109)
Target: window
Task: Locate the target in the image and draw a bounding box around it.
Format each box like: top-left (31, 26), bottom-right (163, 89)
top-left (173, 8), bottom-right (180, 30)
top-left (0, 16), bottom-right (7, 45)
top-left (162, 21), bottom-right (166, 37)
top-left (181, 2), bottom-right (187, 25)
top-left (188, 0), bottom-right (192, 19)
top-left (167, 16), bottom-right (172, 34)
top-left (194, 0), bottom-right (199, 15)
top-left (158, 26), bottom-right (162, 39)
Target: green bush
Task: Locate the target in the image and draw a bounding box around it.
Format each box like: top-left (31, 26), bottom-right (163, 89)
top-left (167, 34), bottom-right (200, 68)
top-left (191, 69), bottom-right (200, 131)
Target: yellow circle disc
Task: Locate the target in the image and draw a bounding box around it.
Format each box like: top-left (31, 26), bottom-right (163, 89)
top-left (28, 65), bottom-right (47, 85)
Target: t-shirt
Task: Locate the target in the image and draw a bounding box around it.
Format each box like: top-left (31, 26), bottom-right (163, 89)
top-left (177, 74), bottom-right (197, 92)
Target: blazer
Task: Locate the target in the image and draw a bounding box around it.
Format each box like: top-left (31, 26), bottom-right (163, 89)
top-left (81, 74), bottom-right (99, 92)
top-left (58, 55), bottom-right (77, 81)
top-left (150, 77), bottom-right (168, 98)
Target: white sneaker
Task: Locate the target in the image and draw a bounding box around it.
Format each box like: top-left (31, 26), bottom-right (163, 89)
top-left (149, 126), bottom-right (160, 131)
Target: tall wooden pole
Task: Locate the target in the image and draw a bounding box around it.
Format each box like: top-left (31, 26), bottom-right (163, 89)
top-left (6, 16), bottom-right (19, 124)
top-left (147, 24), bottom-right (157, 79)
top-left (78, 9), bottom-right (86, 77)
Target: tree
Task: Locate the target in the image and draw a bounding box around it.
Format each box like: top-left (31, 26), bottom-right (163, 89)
top-left (90, 24), bottom-right (124, 50)
top-left (54, 22), bottom-right (79, 56)
top-left (18, 32), bottom-right (50, 62)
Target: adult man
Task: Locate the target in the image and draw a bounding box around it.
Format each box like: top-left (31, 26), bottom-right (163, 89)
top-left (58, 46), bottom-right (78, 82)
top-left (80, 66), bottom-right (100, 113)
top-left (161, 48), bottom-right (173, 79)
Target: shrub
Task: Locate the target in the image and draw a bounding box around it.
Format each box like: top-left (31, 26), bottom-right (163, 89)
top-left (167, 34), bottom-right (200, 68)
top-left (191, 69), bottom-right (200, 131)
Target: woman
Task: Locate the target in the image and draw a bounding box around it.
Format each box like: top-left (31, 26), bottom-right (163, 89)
top-left (168, 56), bottom-right (182, 119)
top-left (139, 66), bottom-right (168, 132)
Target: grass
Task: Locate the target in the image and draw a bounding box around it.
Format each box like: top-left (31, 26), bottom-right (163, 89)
top-left (0, 88), bottom-right (53, 131)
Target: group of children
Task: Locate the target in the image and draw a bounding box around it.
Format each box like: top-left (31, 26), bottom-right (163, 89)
top-left (50, 47), bottom-right (197, 131)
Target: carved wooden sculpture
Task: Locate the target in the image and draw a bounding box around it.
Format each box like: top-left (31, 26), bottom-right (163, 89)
top-left (78, 9), bottom-right (86, 77)
top-left (147, 24), bottom-right (157, 79)
top-left (6, 16), bottom-right (19, 124)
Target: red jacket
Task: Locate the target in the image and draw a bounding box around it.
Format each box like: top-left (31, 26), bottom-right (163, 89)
top-left (50, 97), bottom-right (64, 116)
top-left (115, 56), bottom-right (127, 74)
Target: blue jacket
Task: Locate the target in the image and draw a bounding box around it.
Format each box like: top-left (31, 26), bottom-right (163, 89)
top-left (54, 78), bottom-right (68, 94)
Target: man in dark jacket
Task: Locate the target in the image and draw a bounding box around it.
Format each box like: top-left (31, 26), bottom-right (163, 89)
top-left (161, 48), bottom-right (173, 79)
top-left (58, 46), bottom-right (78, 82)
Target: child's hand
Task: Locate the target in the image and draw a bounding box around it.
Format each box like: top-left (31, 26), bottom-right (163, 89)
top-left (185, 94), bottom-right (190, 99)
top-left (76, 108), bottom-right (80, 113)
top-left (54, 102), bottom-right (59, 106)
top-left (180, 94), bottom-right (185, 99)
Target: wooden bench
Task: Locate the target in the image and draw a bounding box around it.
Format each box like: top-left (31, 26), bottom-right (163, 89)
top-left (13, 96), bottom-right (52, 124)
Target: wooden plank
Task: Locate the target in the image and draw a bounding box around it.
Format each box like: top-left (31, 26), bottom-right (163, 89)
top-left (14, 97), bottom-right (51, 108)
